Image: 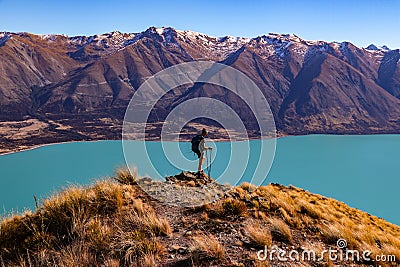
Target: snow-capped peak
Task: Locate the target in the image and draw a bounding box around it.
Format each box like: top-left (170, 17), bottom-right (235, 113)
top-left (173, 28), bottom-right (251, 59)
top-left (366, 44), bottom-right (390, 51)
top-left (5, 27), bottom-right (395, 63)
top-left (154, 27), bottom-right (175, 36)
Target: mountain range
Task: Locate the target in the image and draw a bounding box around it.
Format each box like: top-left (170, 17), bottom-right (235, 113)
top-left (0, 26), bottom-right (399, 148)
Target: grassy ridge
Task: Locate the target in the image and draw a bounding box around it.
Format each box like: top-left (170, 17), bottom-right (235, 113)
top-left (1, 169), bottom-right (399, 266)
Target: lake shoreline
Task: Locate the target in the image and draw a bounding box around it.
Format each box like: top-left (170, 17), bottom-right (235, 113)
top-left (0, 133), bottom-right (286, 156)
top-left (0, 139), bottom-right (117, 157)
top-left (3, 132), bottom-right (400, 156)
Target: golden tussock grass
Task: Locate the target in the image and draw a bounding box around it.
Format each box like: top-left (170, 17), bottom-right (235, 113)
top-left (113, 167), bottom-right (137, 185)
top-left (320, 223), bottom-right (341, 245)
top-left (244, 221), bottom-right (272, 247)
top-left (0, 169), bottom-right (172, 266)
top-left (204, 197), bottom-right (248, 219)
top-left (83, 217), bottom-right (112, 253)
top-left (222, 198), bottom-right (248, 217)
top-left (269, 217), bottom-right (293, 244)
top-left (115, 237), bottom-right (165, 266)
top-left (192, 234), bottom-right (225, 262)
top-left (297, 199), bottom-right (323, 219)
top-left (121, 208), bottom-right (172, 237)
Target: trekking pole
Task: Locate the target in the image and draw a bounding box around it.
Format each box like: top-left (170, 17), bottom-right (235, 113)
top-left (205, 149), bottom-right (209, 176)
top-left (209, 148), bottom-right (212, 177)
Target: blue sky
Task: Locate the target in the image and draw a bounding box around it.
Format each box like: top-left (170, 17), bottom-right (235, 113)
top-left (1, 0), bottom-right (399, 48)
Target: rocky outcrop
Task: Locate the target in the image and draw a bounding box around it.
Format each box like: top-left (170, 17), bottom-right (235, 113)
top-left (165, 171), bottom-right (218, 187)
top-left (138, 171), bottom-right (230, 207)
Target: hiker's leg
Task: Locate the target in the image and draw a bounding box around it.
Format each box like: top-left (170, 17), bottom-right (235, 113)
top-left (198, 153), bottom-right (204, 172)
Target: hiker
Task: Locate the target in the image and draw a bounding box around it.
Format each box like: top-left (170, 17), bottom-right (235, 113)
top-left (191, 128), bottom-right (212, 173)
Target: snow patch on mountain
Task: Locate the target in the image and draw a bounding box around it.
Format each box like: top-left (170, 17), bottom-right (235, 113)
top-left (158, 27), bottom-right (181, 48)
top-left (65, 31), bottom-right (138, 52)
top-left (0, 33), bottom-right (11, 46)
top-left (174, 28), bottom-right (251, 59)
top-left (247, 33), bottom-right (309, 59)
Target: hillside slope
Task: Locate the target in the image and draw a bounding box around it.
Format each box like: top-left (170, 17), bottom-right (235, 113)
top-left (1, 170), bottom-right (399, 266)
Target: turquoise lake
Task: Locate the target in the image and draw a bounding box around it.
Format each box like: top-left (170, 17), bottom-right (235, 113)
top-left (0, 135), bottom-right (398, 225)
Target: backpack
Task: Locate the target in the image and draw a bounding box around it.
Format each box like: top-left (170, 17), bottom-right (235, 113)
top-left (191, 135), bottom-right (203, 153)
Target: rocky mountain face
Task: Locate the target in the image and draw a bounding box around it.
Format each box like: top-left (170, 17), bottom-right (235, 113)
top-left (0, 27), bottom-right (399, 138)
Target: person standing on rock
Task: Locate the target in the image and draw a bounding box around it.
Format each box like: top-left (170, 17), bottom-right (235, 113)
top-left (191, 128), bottom-right (212, 174)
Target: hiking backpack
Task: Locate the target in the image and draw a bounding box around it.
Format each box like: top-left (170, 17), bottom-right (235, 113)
top-left (191, 135), bottom-right (203, 153)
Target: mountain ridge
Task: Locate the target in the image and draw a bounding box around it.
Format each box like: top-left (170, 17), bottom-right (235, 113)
top-left (1, 28), bottom-right (395, 52)
top-left (0, 27), bottom-right (399, 153)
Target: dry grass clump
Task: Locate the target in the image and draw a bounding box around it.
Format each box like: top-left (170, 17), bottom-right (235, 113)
top-left (41, 185), bottom-right (91, 234)
top-left (244, 221), bottom-right (272, 248)
top-left (38, 180), bottom-right (123, 240)
top-left (203, 197), bottom-right (248, 219)
top-left (254, 186), bottom-right (298, 219)
top-left (0, 212), bottom-right (40, 257)
top-left (115, 235), bottom-right (165, 266)
top-left (110, 195), bottom-right (170, 266)
top-left (90, 180), bottom-right (124, 214)
top-left (228, 186), bottom-right (248, 200)
top-left (21, 241), bottom-right (100, 267)
top-left (121, 208), bottom-right (172, 237)
top-left (192, 234), bottom-right (225, 262)
top-left (113, 167), bottom-right (137, 185)
top-left (83, 217), bottom-right (112, 253)
top-left (269, 217), bottom-right (293, 244)
top-left (297, 199), bottom-right (322, 219)
top-left (320, 223), bottom-right (341, 245)
top-left (187, 180), bottom-right (196, 187)
top-left (130, 198), bottom-right (145, 214)
top-left (50, 241), bottom-right (99, 266)
top-left (320, 222), bottom-right (360, 250)
top-left (221, 198), bottom-right (247, 217)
